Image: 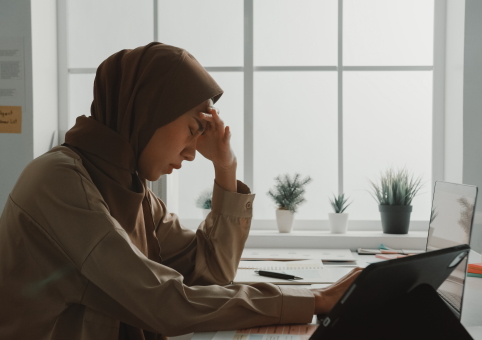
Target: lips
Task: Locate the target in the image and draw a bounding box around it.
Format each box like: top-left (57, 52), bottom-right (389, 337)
top-left (171, 164), bottom-right (182, 170)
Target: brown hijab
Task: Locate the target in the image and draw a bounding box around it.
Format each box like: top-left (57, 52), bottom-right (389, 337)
top-left (62, 42), bottom-right (223, 339)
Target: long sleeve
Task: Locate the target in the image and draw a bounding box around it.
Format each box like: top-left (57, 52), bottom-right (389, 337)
top-left (151, 180), bottom-right (254, 286)
top-left (7, 149), bottom-right (314, 337)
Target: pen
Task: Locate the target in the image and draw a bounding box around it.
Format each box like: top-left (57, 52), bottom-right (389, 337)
top-left (254, 270), bottom-right (303, 280)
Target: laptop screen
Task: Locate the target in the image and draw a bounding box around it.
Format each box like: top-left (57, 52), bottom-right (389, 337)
top-left (426, 181), bottom-right (477, 317)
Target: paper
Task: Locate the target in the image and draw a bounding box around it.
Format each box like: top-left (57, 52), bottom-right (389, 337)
top-left (234, 260), bottom-right (352, 284)
top-left (241, 248), bottom-right (354, 262)
top-left (357, 248), bottom-right (424, 255)
top-left (192, 324), bottom-right (318, 340)
top-left (0, 106), bottom-right (21, 133)
top-left (0, 37), bottom-right (25, 133)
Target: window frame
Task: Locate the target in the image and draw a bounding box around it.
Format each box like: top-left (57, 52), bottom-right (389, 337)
top-left (58, 0), bottom-right (447, 231)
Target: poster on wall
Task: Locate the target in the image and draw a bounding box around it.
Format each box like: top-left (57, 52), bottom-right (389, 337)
top-left (0, 37), bottom-right (25, 134)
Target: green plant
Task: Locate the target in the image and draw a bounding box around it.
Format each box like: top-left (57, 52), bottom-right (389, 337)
top-left (267, 173), bottom-right (312, 213)
top-left (195, 189), bottom-right (213, 209)
top-left (369, 167), bottom-right (424, 206)
top-left (329, 193), bottom-right (352, 213)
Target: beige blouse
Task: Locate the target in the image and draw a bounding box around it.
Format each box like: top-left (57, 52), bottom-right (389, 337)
top-left (0, 146), bottom-right (314, 339)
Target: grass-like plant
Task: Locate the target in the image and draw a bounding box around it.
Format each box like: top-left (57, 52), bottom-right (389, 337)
top-left (195, 189), bottom-right (213, 209)
top-left (267, 173), bottom-right (312, 213)
top-left (329, 193), bottom-right (352, 213)
top-left (369, 167), bottom-right (424, 206)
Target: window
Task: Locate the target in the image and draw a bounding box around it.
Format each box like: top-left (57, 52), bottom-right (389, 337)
top-left (62, 0), bottom-right (437, 229)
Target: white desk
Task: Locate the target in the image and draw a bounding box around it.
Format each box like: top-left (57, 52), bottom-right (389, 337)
top-left (172, 251), bottom-right (482, 340)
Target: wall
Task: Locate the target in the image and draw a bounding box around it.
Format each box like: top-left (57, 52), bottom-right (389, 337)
top-left (0, 0), bottom-right (58, 211)
top-left (444, 0), bottom-right (465, 184)
top-left (0, 0), bottom-right (33, 211)
top-left (463, 0), bottom-right (482, 253)
top-left (32, 0), bottom-right (58, 158)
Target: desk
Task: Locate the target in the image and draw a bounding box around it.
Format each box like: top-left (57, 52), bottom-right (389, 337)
top-left (172, 251), bottom-right (482, 340)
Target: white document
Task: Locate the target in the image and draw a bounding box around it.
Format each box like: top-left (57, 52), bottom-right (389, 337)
top-left (234, 260), bottom-right (352, 285)
top-left (0, 37), bottom-right (25, 106)
top-left (241, 248), bottom-right (355, 262)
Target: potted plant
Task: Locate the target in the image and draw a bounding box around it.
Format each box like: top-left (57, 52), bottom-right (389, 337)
top-left (267, 174), bottom-right (312, 233)
top-left (195, 189), bottom-right (213, 219)
top-left (328, 193), bottom-right (352, 234)
top-left (369, 167), bottom-right (424, 234)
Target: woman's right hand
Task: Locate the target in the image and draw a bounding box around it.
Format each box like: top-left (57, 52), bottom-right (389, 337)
top-left (309, 267), bottom-right (363, 315)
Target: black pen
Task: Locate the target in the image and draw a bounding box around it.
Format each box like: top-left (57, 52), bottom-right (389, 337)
top-left (254, 270), bottom-right (303, 280)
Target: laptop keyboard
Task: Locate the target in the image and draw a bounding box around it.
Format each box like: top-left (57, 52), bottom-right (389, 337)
top-left (438, 289), bottom-right (461, 311)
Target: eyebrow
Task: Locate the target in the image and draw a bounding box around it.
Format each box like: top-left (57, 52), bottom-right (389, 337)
top-left (193, 117), bottom-right (205, 133)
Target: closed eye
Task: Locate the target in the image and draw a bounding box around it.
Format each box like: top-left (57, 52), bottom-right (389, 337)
top-left (193, 117), bottom-right (206, 134)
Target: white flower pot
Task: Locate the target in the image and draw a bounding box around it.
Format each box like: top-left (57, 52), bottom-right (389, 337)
top-left (201, 208), bottom-right (211, 219)
top-left (276, 209), bottom-right (295, 233)
top-left (328, 213), bottom-right (349, 234)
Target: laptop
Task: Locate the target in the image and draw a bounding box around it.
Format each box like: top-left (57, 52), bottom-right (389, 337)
top-left (426, 181), bottom-right (478, 318)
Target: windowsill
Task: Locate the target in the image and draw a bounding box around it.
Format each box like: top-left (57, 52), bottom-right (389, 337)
top-left (180, 218), bottom-right (429, 250)
top-left (244, 230), bottom-right (428, 251)
top-left (182, 218), bottom-right (429, 231)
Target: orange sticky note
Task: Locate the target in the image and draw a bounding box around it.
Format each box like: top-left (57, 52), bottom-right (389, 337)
top-left (0, 106), bottom-right (22, 133)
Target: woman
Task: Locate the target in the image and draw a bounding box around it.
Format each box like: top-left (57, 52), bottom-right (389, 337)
top-left (0, 42), bottom-right (360, 339)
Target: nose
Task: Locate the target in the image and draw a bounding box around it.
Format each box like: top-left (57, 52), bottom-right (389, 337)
top-left (181, 142), bottom-right (196, 162)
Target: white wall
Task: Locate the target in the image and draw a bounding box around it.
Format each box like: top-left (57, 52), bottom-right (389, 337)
top-left (0, 0), bottom-right (58, 211)
top-left (442, 0), bottom-right (482, 253)
top-left (444, 0), bottom-right (465, 184)
top-left (0, 0), bottom-right (34, 211)
top-left (32, 0), bottom-right (58, 158)
top-left (463, 0), bottom-right (482, 253)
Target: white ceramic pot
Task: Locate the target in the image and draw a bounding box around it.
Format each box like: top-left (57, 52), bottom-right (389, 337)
top-left (201, 208), bottom-right (211, 219)
top-left (328, 213), bottom-right (349, 234)
top-left (276, 209), bottom-right (295, 233)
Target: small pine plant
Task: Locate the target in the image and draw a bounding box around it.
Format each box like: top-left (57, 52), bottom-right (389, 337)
top-left (267, 173), bottom-right (312, 213)
top-left (369, 167), bottom-right (424, 206)
top-left (195, 189), bottom-right (213, 209)
top-left (329, 193), bottom-right (352, 213)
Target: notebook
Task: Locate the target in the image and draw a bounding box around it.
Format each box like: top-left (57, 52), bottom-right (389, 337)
top-left (241, 248), bottom-right (355, 262)
top-left (233, 260), bottom-right (353, 285)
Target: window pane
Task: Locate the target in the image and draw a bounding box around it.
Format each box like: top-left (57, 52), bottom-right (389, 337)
top-left (178, 72), bottom-right (244, 219)
top-left (158, 0), bottom-right (243, 67)
top-left (67, 0), bottom-right (153, 68)
top-left (343, 71), bottom-right (432, 220)
top-left (69, 73), bottom-right (95, 129)
top-left (254, 0), bottom-right (337, 66)
top-left (344, 0), bottom-right (434, 66)
top-left (254, 72), bottom-right (338, 219)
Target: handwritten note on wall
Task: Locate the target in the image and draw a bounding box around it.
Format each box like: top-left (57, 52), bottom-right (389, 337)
top-left (0, 106), bottom-right (21, 133)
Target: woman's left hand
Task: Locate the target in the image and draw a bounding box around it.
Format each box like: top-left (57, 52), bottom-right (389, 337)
top-left (196, 107), bottom-right (237, 170)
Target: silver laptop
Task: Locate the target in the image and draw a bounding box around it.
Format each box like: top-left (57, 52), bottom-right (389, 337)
top-left (426, 181), bottom-right (478, 319)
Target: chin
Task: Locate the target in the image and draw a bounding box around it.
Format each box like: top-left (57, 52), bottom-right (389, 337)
top-left (139, 170), bottom-right (163, 182)
top-left (150, 173), bottom-right (164, 181)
